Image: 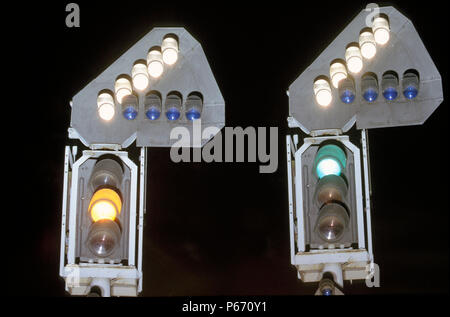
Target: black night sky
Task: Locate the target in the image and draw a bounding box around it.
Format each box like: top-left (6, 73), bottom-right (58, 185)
top-left (7, 0), bottom-right (448, 301)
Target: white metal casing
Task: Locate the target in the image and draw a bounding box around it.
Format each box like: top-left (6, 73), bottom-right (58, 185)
top-left (59, 147), bottom-right (146, 296)
top-left (286, 132), bottom-right (374, 284)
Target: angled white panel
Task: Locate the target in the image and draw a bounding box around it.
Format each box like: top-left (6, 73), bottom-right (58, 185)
top-left (288, 6), bottom-right (443, 134)
top-left (70, 27), bottom-right (225, 148)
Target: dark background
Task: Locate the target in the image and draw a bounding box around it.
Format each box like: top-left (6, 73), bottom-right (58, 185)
top-left (8, 0), bottom-right (448, 297)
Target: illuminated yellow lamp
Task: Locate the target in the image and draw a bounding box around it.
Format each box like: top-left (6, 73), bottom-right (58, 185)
top-left (89, 188), bottom-right (122, 222)
top-left (132, 62), bottom-right (150, 91)
top-left (313, 78), bottom-right (332, 107)
top-left (147, 48), bottom-right (164, 78)
top-left (161, 35), bottom-right (179, 65)
top-left (372, 16), bottom-right (390, 45)
top-left (97, 92), bottom-right (115, 121)
top-left (345, 45), bottom-right (363, 74)
top-left (329, 61), bottom-right (348, 89)
top-left (359, 30), bottom-right (377, 59)
top-left (114, 77), bottom-right (132, 104)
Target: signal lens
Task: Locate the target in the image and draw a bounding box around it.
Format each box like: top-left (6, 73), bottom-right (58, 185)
top-left (147, 48), bottom-right (164, 78)
top-left (98, 103), bottom-right (115, 121)
top-left (330, 61), bottom-right (348, 89)
top-left (89, 188), bottom-right (122, 222)
top-left (362, 73), bottom-right (379, 102)
top-left (165, 92), bottom-right (182, 121)
top-left (186, 108), bottom-right (201, 121)
top-left (114, 77), bottom-right (132, 104)
top-left (317, 212), bottom-right (345, 241)
top-left (146, 107), bottom-right (161, 120)
top-left (87, 219), bottom-right (121, 258)
top-left (121, 94), bottom-right (138, 120)
top-left (382, 72), bottom-right (399, 101)
top-left (317, 159), bottom-right (341, 179)
top-left (372, 16), bottom-right (390, 45)
top-left (402, 71), bottom-right (419, 99)
top-left (123, 106), bottom-right (138, 120)
top-left (162, 35), bottom-right (179, 65)
top-left (166, 107), bottom-right (181, 121)
top-left (345, 45), bottom-right (363, 74)
top-left (322, 288), bottom-right (333, 296)
top-left (339, 78), bottom-right (355, 104)
top-left (97, 93), bottom-right (115, 121)
top-left (90, 159), bottom-right (123, 189)
top-left (313, 78), bottom-right (332, 107)
top-left (144, 92), bottom-right (162, 120)
top-left (314, 144), bottom-right (347, 179)
top-left (363, 89), bottom-right (378, 102)
top-left (359, 31), bottom-right (377, 59)
top-left (383, 87), bottom-right (398, 100)
top-left (340, 90), bottom-right (355, 104)
top-left (132, 62), bottom-right (150, 91)
top-left (403, 86), bottom-right (418, 99)
top-left (315, 175), bottom-right (348, 207)
top-left (185, 93), bottom-right (203, 121)
top-left (316, 203), bottom-right (349, 242)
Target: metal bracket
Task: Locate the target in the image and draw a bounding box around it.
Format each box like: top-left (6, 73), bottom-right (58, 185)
top-left (89, 144), bottom-right (123, 151)
top-left (310, 129), bottom-right (344, 137)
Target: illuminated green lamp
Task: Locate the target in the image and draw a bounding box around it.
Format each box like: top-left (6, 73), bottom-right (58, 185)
top-left (313, 144), bottom-right (347, 179)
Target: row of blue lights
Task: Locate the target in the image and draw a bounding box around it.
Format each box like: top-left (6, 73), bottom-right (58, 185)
top-left (339, 73), bottom-right (419, 104)
top-left (122, 105), bottom-right (201, 121)
top-left (340, 84), bottom-right (418, 104)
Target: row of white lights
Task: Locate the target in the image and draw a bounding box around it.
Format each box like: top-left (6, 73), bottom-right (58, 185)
top-left (314, 16), bottom-right (391, 107)
top-left (97, 35), bottom-right (179, 121)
